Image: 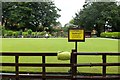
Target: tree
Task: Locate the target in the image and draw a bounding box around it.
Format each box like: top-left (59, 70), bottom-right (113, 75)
top-left (73, 2), bottom-right (120, 36)
top-left (2, 2), bottom-right (32, 30)
top-left (2, 2), bottom-right (61, 32)
top-left (69, 19), bottom-right (74, 24)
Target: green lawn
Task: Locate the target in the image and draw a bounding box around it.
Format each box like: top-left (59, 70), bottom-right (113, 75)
top-left (1, 38), bottom-right (119, 74)
top-left (1, 38), bottom-right (119, 52)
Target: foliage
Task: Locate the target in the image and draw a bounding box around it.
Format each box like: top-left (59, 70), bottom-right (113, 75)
top-left (39, 31), bottom-right (46, 36)
top-left (22, 32), bottom-right (28, 38)
top-left (18, 30), bottom-right (23, 35)
top-left (2, 2), bottom-right (61, 32)
top-left (72, 2), bottom-right (120, 36)
top-left (0, 26), bottom-right (5, 36)
top-left (7, 31), bottom-right (13, 36)
top-left (13, 31), bottom-right (19, 38)
top-left (27, 29), bottom-right (32, 35)
top-left (100, 32), bottom-right (120, 38)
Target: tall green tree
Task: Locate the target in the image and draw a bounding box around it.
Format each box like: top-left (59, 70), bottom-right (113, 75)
top-left (2, 2), bottom-right (61, 32)
top-left (73, 2), bottom-right (120, 36)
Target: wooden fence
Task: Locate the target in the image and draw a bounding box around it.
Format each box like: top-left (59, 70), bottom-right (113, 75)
top-left (0, 50), bottom-right (120, 80)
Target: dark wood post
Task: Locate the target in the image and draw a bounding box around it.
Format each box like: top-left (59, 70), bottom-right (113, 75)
top-left (42, 55), bottom-right (46, 80)
top-left (15, 56), bottom-right (19, 80)
top-left (102, 54), bottom-right (106, 76)
top-left (71, 49), bottom-right (77, 80)
top-left (75, 41), bottom-right (77, 52)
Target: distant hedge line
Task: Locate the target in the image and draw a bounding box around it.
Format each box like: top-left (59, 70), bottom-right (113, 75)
top-left (2, 30), bottom-right (67, 38)
top-left (2, 30), bottom-right (51, 38)
top-left (100, 32), bottom-right (120, 39)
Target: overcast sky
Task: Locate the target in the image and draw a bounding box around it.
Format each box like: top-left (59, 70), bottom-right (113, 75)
top-left (54, 0), bottom-right (85, 26)
top-left (54, 0), bottom-right (120, 26)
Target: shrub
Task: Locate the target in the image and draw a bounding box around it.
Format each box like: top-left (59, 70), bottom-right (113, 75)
top-left (100, 32), bottom-right (106, 37)
top-left (112, 32), bottom-right (120, 38)
top-left (105, 32), bottom-right (112, 38)
top-left (13, 32), bottom-right (19, 38)
top-left (32, 32), bottom-right (35, 35)
top-left (7, 31), bottom-right (13, 36)
top-left (100, 32), bottom-right (120, 39)
top-left (31, 32), bottom-right (35, 38)
top-left (18, 30), bottom-right (23, 35)
top-left (40, 31), bottom-right (46, 36)
top-left (2, 30), bottom-right (7, 37)
top-left (22, 32), bottom-right (28, 38)
top-left (0, 26), bottom-right (6, 36)
top-left (27, 29), bottom-right (32, 35)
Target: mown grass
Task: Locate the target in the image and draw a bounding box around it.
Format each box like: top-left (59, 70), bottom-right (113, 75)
top-left (1, 38), bottom-right (118, 52)
top-left (1, 38), bottom-right (119, 74)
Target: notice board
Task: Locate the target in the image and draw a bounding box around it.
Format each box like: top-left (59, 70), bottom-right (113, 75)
top-left (68, 28), bottom-right (85, 42)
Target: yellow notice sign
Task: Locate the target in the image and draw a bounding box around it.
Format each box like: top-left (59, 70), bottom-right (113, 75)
top-left (68, 28), bottom-right (85, 42)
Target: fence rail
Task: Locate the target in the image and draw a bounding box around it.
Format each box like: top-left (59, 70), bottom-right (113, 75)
top-left (0, 51), bottom-right (120, 80)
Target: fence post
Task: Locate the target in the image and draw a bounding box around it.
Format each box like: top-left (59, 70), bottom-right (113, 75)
top-left (42, 55), bottom-right (46, 80)
top-left (15, 56), bottom-right (19, 80)
top-left (71, 49), bottom-right (77, 80)
top-left (102, 54), bottom-right (106, 76)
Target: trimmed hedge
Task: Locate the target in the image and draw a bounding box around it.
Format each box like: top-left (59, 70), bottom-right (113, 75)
top-left (100, 32), bottom-right (120, 39)
top-left (2, 31), bottom-right (50, 38)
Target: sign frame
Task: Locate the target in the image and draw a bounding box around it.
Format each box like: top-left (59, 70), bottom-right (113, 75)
top-left (68, 28), bottom-right (85, 42)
